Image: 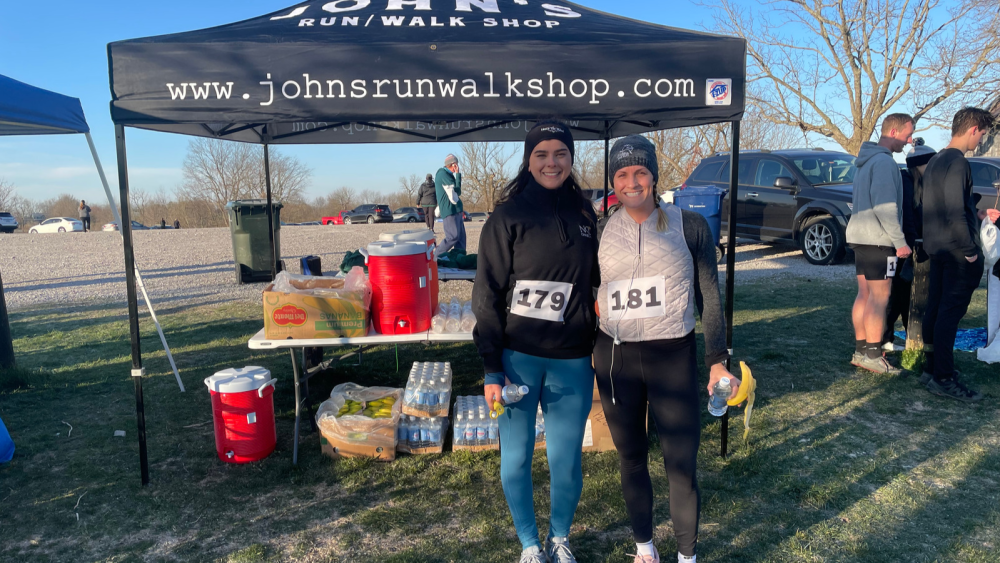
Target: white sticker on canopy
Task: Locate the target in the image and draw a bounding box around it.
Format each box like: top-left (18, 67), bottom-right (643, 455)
top-left (607, 276), bottom-right (666, 321)
top-left (510, 280), bottom-right (573, 322)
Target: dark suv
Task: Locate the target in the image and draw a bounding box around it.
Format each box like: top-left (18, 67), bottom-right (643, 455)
top-left (683, 149), bottom-right (857, 265)
top-left (344, 204), bottom-right (392, 224)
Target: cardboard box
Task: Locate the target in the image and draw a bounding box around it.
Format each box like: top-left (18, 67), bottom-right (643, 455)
top-left (582, 381), bottom-right (645, 453)
top-left (320, 425), bottom-right (396, 461)
top-left (263, 284), bottom-right (368, 339)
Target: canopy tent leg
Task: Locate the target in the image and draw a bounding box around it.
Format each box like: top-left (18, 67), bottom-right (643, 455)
top-left (264, 144), bottom-right (277, 281)
top-left (722, 121), bottom-right (740, 459)
top-left (0, 267), bottom-right (13, 370)
top-left (603, 133), bottom-right (610, 218)
top-left (115, 125), bottom-right (150, 486)
top-left (86, 132), bottom-right (184, 392)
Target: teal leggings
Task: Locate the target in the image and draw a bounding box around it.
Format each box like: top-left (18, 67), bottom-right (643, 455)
top-left (499, 349), bottom-right (594, 550)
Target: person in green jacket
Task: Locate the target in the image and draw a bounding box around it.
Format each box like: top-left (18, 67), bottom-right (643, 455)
top-left (436, 154), bottom-right (466, 254)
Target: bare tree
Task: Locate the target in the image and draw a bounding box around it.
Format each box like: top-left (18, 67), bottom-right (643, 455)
top-left (460, 142), bottom-right (517, 211)
top-left (180, 138), bottom-right (258, 214)
top-left (0, 179), bottom-right (15, 211)
top-left (325, 186), bottom-right (360, 213)
top-left (709, 0), bottom-right (1000, 154)
top-left (398, 174), bottom-right (421, 205)
top-left (181, 138), bottom-right (311, 216)
top-left (255, 150), bottom-right (311, 203)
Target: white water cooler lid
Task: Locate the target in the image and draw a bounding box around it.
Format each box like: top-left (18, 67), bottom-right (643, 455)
top-left (367, 240), bottom-right (429, 257)
top-left (204, 366), bottom-right (272, 394)
top-left (378, 230), bottom-right (434, 244)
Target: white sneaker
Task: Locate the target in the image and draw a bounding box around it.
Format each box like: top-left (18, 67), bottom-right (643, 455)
top-left (628, 549), bottom-right (660, 562)
top-left (545, 536), bottom-right (577, 563)
top-left (519, 546), bottom-right (549, 563)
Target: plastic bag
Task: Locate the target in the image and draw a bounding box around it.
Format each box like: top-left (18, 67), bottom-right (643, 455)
top-left (981, 218), bottom-right (1000, 268)
top-left (316, 383), bottom-right (402, 449)
top-left (272, 267), bottom-right (372, 309)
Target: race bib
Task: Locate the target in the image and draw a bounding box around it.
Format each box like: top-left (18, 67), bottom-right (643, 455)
top-left (887, 256), bottom-right (898, 278)
top-left (510, 280), bottom-right (573, 322)
top-left (607, 276), bottom-right (667, 321)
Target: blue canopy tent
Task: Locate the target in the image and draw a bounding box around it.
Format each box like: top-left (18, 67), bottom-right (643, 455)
top-left (0, 74), bottom-right (184, 482)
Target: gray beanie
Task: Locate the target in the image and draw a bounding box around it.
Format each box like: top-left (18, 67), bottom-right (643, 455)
top-left (609, 135), bottom-right (658, 185)
top-left (444, 154), bottom-right (458, 167)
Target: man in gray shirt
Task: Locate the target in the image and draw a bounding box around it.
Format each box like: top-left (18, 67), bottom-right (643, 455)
top-left (846, 113), bottom-right (913, 374)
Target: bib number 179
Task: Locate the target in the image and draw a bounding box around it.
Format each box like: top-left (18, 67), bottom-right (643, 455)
top-left (510, 280), bottom-right (574, 322)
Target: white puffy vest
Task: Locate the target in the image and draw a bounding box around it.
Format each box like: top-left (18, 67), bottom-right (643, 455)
top-left (598, 204), bottom-right (696, 341)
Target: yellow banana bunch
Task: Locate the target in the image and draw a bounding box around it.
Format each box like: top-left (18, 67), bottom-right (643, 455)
top-left (337, 396), bottom-right (397, 418)
top-left (726, 361), bottom-right (757, 440)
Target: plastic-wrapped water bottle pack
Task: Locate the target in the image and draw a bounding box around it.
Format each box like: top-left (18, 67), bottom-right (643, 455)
top-left (452, 395), bottom-right (500, 451)
top-left (401, 362), bottom-right (452, 418)
top-left (397, 415), bottom-right (448, 453)
top-left (431, 298), bottom-right (476, 334)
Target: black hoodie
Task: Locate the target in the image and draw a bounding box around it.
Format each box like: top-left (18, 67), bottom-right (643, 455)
top-left (472, 178), bottom-right (600, 376)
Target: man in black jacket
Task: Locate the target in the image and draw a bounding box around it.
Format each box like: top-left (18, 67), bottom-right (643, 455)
top-left (416, 173), bottom-right (437, 232)
top-left (882, 143), bottom-right (935, 350)
top-left (921, 107), bottom-right (999, 402)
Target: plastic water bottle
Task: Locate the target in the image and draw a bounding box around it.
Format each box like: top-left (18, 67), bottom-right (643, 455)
top-left (398, 416), bottom-right (409, 445)
top-left (501, 385), bottom-right (529, 404)
top-left (476, 411), bottom-right (487, 445)
top-left (419, 418), bottom-right (431, 445)
top-left (463, 410), bottom-right (475, 444)
top-left (429, 418), bottom-right (442, 445)
top-left (431, 314), bottom-right (446, 333)
top-left (454, 409), bottom-right (464, 446)
top-left (409, 416), bottom-right (422, 444)
top-left (487, 416), bottom-right (498, 444)
top-left (535, 406), bottom-right (545, 443)
top-left (707, 377), bottom-right (731, 417)
top-left (460, 301), bottom-right (476, 332)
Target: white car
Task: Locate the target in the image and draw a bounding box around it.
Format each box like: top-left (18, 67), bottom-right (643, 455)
top-left (29, 217), bottom-right (84, 234)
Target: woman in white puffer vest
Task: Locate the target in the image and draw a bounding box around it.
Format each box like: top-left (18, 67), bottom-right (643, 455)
top-left (594, 135), bottom-right (739, 563)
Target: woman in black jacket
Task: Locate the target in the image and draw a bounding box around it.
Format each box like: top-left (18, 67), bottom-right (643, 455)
top-left (472, 121), bottom-right (599, 563)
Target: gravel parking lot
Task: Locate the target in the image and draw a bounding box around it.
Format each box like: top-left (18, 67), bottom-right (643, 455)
top-left (0, 224), bottom-right (855, 312)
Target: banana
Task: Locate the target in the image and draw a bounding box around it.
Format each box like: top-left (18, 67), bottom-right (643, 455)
top-left (726, 361), bottom-right (756, 440)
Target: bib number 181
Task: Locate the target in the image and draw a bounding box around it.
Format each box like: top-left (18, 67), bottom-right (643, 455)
top-left (607, 276), bottom-right (667, 320)
top-left (510, 280), bottom-right (574, 322)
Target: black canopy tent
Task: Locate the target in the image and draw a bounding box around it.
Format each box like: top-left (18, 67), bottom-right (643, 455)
top-left (108, 0), bottom-right (746, 484)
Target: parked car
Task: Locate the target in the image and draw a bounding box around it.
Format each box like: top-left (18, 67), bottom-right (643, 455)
top-left (467, 212), bottom-right (489, 222)
top-left (682, 148), bottom-right (857, 265)
top-left (101, 220), bottom-right (150, 232)
top-left (969, 157), bottom-right (1000, 213)
top-left (0, 212), bottom-right (18, 233)
top-left (29, 217), bottom-right (84, 234)
top-left (392, 207), bottom-right (426, 223)
top-left (344, 204), bottom-right (393, 224)
top-left (321, 211), bottom-right (349, 225)
top-left (589, 189), bottom-right (619, 214)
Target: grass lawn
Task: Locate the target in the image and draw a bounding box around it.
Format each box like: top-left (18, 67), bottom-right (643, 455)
top-left (1, 277), bottom-right (998, 562)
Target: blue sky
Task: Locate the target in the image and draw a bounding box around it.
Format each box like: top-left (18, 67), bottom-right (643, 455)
top-left (0, 1), bottom-right (944, 205)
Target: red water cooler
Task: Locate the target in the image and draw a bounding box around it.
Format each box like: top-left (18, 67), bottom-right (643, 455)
top-left (378, 230), bottom-right (438, 312)
top-left (204, 366), bottom-right (277, 463)
top-left (367, 240), bottom-right (433, 334)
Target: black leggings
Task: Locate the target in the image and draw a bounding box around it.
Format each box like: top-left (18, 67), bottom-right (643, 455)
top-left (593, 330), bottom-right (701, 556)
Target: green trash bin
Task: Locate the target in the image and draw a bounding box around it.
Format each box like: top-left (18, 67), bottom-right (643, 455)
top-left (226, 199), bottom-right (283, 284)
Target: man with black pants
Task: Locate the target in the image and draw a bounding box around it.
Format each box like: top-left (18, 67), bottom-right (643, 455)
top-left (921, 107), bottom-right (999, 402)
top-left (416, 173), bottom-right (437, 232)
top-left (846, 114), bottom-right (913, 374)
top-left (882, 142), bottom-right (936, 350)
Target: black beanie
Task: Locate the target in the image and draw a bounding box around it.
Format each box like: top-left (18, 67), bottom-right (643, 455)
top-left (524, 121), bottom-right (575, 162)
top-left (609, 135), bottom-right (658, 185)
